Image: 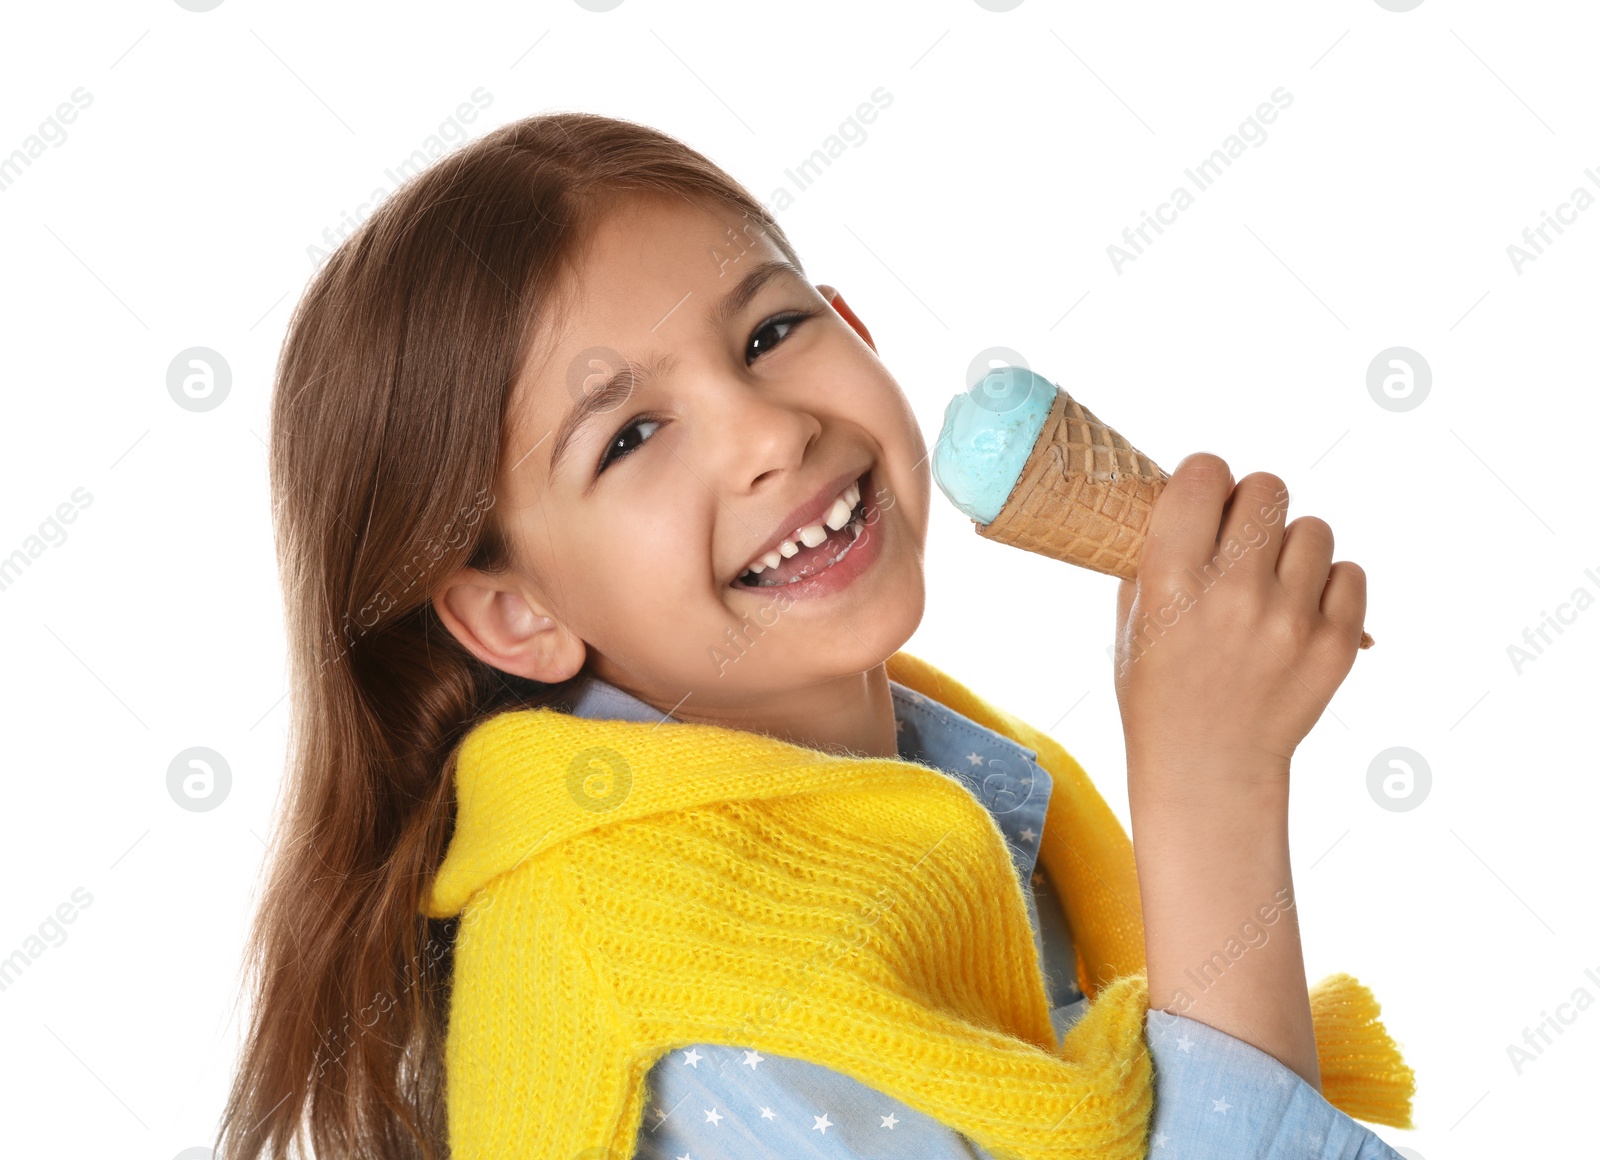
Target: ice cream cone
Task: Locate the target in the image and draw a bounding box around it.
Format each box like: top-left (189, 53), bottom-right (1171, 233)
top-left (973, 383), bottom-right (1168, 583)
top-left (963, 378), bottom-right (1374, 649)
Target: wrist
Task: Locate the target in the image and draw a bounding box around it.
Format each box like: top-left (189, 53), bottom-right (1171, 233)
top-left (1126, 749), bottom-right (1291, 825)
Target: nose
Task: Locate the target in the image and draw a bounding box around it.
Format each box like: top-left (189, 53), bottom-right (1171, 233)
top-left (696, 370), bottom-right (821, 495)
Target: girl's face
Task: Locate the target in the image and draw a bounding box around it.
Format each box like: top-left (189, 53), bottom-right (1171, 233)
top-left (453, 193), bottom-right (930, 722)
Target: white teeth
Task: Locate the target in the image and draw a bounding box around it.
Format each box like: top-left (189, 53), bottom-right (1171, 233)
top-left (741, 541), bottom-right (799, 579)
top-left (739, 478), bottom-right (865, 578)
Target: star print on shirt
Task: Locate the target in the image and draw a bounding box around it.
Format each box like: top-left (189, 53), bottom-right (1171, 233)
top-left (759, 1106), bottom-right (777, 1121)
top-left (813, 1113), bottom-right (833, 1134)
top-left (965, 751), bottom-right (985, 766)
top-left (681, 1048), bottom-right (702, 1067)
top-left (1152, 1130), bottom-right (1170, 1148)
top-left (1020, 826), bottom-right (1036, 842)
top-left (704, 1107), bottom-right (723, 1126)
top-left (1175, 1034), bottom-right (1194, 1053)
top-left (1212, 1097), bottom-right (1231, 1114)
top-left (881, 1113), bottom-right (900, 1129)
top-left (741, 1049), bottom-right (763, 1069)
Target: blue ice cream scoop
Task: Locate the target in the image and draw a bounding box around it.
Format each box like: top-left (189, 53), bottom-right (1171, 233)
top-left (931, 365), bottom-right (1059, 524)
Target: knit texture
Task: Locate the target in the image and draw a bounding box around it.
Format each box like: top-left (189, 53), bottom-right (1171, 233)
top-left (1308, 972), bottom-right (1417, 1128)
top-left (421, 650), bottom-right (1414, 1158)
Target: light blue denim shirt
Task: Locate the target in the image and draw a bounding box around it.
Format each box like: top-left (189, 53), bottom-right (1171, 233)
top-left (552, 673), bottom-right (1405, 1159)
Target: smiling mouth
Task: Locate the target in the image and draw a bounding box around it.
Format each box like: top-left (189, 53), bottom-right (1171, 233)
top-left (733, 474), bottom-right (871, 589)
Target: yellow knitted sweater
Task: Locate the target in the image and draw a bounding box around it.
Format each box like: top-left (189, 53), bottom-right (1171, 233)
top-left (421, 650), bottom-right (1415, 1159)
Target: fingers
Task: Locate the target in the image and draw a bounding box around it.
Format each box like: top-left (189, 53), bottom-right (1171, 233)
top-left (1142, 453), bottom-right (1234, 588)
top-left (1321, 560), bottom-right (1368, 647)
top-left (1214, 472), bottom-right (1291, 590)
top-left (1276, 515), bottom-right (1335, 614)
top-left (1140, 457), bottom-right (1360, 648)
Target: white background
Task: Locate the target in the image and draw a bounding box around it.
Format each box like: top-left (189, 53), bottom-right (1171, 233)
top-left (1, 1), bottom-right (1595, 1156)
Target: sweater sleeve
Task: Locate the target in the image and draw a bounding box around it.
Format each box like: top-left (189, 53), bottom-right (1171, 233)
top-left (442, 865), bottom-right (654, 1160)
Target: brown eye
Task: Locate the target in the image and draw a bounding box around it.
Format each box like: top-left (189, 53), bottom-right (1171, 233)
top-left (746, 310), bottom-right (814, 365)
top-left (596, 416), bottom-right (663, 474)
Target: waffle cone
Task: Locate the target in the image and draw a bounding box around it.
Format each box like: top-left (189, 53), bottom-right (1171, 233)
top-left (972, 385), bottom-right (1374, 648)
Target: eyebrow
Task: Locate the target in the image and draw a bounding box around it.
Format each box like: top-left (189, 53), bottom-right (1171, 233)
top-left (545, 258), bottom-right (807, 481)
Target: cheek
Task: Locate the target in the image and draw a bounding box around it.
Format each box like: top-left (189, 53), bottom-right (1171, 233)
top-left (865, 378), bottom-right (926, 471)
top-left (900, 398), bottom-right (930, 462)
top-left (873, 395), bottom-right (932, 524)
top-left (584, 508), bottom-right (714, 608)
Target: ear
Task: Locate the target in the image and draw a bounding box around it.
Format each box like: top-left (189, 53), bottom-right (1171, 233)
top-left (815, 283), bottom-right (877, 353)
top-left (432, 567), bottom-right (587, 684)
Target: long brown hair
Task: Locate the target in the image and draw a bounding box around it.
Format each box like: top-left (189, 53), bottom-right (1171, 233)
top-left (216, 112), bottom-right (806, 1160)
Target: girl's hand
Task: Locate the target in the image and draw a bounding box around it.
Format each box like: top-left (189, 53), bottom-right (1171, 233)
top-left (1114, 452), bottom-right (1363, 1087)
top-left (1113, 452), bottom-right (1367, 795)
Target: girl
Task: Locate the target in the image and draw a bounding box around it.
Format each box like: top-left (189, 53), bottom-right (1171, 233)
top-left (217, 112), bottom-right (1413, 1159)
